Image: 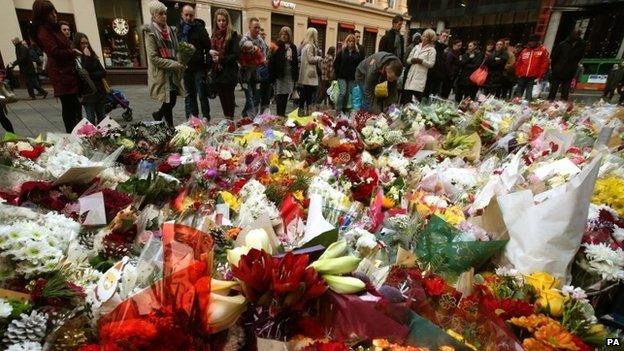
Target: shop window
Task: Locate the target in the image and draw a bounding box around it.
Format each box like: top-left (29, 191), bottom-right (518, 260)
top-left (363, 29), bottom-right (377, 57)
top-left (212, 7), bottom-right (243, 35)
top-left (271, 13), bottom-right (294, 44)
top-left (94, 0), bottom-right (146, 68)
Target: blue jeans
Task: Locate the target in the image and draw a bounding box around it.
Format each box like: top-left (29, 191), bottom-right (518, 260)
top-left (242, 75), bottom-right (259, 118)
top-left (516, 77), bottom-right (536, 100)
top-left (184, 70), bottom-right (210, 119)
top-left (358, 82), bottom-right (370, 112)
top-left (84, 102), bottom-right (105, 124)
top-left (336, 79), bottom-right (355, 112)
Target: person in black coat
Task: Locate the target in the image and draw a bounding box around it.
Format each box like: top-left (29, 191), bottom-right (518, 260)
top-left (74, 33), bottom-right (107, 124)
top-left (268, 26), bottom-right (298, 117)
top-left (178, 5), bottom-right (212, 120)
top-left (440, 38), bottom-right (462, 99)
top-left (210, 9), bottom-right (240, 119)
top-left (378, 15), bottom-right (404, 59)
top-left (484, 40), bottom-right (509, 98)
top-left (455, 41), bottom-right (483, 103)
top-left (334, 34), bottom-right (364, 113)
top-left (424, 30), bottom-right (448, 98)
top-left (11, 37), bottom-right (47, 99)
top-left (548, 29), bottom-right (585, 101)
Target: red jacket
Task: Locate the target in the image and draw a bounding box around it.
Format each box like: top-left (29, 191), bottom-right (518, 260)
top-left (35, 23), bottom-right (79, 97)
top-left (515, 45), bottom-right (550, 79)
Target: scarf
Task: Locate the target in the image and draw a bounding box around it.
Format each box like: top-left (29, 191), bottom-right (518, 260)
top-left (151, 22), bottom-right (174, 59)
top-left (285, 43), bottom-right (292, 61)
top-left (211, 28), bottom-right (227, 71)
top-left (180, 20), bottom-right (192, 43)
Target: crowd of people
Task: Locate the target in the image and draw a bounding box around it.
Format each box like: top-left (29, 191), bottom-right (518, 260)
top-left (1, 0), bottom-right (624, 135)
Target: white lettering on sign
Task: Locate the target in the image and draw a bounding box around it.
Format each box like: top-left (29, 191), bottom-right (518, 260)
top-left (272, 0), bottom-right (296, 9)
top-left (587, 74), bottom-right (607, 84)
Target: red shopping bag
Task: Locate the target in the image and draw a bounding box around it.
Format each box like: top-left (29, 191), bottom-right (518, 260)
top-left (470, 66), bottom-right (489, 86)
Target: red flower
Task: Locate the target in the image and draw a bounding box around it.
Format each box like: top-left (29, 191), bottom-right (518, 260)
top-left (101, 188), bottom-right (133, 222)
top-left (271, 251), bottom-right (310, 294)
top-left (422, 275), bottom-right (447, 297)
top-left (529, 125), bottom-right (544, 141)
top-left (231, 248), bottom-right (274, 303)
top-left (158, 162), bottom-right (174, 173)
top-left (344, 166), bottom-right (379, 203)
top-left (302, 341), bottom-right (349, 351)
top-left (329, 143), bottom-right (359, 165)
top-left (18, 144), bottom-right (46, 160)
top-left (571, 334), bottom-right (593, 351)
top-left (99, 319), bottom-right (158, 349)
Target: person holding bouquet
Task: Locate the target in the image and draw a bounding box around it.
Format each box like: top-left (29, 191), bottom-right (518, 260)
top-left (210, 9), bottom-right (240, 119)
top-left (144, 0), bottom-right (185, 127)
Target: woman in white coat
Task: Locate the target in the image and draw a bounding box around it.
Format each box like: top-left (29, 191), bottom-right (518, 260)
top-left (298, 27), bottom-right (323, 116)
top-left (403, 29), bottom-right (437, 103)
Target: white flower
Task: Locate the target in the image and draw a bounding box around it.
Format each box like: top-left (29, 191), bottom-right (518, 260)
top-left (361, 151), bottom-right (374, 165)
top-left (613, 227), bottom-right (624, 244)
top-left (0, 298), bottom-right (12, 318)
top-left (7, 342), bottom-right (42, 351)
top-left (423, 195), bottom-right (447, 209)
top-left (219, 150), bottom-right (233, 160)
top-left (561, 285), bottom-right (589, 303)
top-left (387, 152), bottom-right (410, 176)
top-left (583, 243), bottom-right (624, 281)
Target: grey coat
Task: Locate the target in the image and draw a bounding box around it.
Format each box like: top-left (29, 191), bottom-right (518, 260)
top-left (355, 51), bottom-right (401, 114)
top-left (142, 24), bottom-right (185, 103)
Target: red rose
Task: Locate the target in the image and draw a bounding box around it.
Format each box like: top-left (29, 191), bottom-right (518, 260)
top-left (422, 275), bottom-right (447, 297)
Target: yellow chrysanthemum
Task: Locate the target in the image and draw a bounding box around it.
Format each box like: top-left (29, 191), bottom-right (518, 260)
top-left (592, 177), bottom-right (624, 216)
top-left (440, 205), bottom-right (466, 226)
top-left (508, 314), bottom-right (557, 332)
top-left (219, 191), bottom-right (240, 211)
top-left (382, 196), bottom-right (396, 209)
top-left (293, 190), bottom-right (305, 202)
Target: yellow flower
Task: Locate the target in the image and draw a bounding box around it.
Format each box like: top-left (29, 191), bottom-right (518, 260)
top-left (293, 190), bottom-right (304, 202)
top-left (415, 203), bottom-right (432, 217)
top-left (592, 177), bottom-right (624, 216)
top-left (441, 205), bottom-right (466, 226)
top-left (508, 314), bottom-right (556, 332)
top-left (219, 191), bottom-right (240, 211)
top-left (382, 196), bottom-right (396, 209)
top-left (524, 272), bottom-right (560, 293)
top-left (500, 116), bottom-right (512, 134)
top-left (587, 323), bottom-right (607, 338)
top-left (536, 288), bottom-right (565, 317)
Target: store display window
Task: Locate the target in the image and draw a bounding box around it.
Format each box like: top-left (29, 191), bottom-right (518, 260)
top-left (94, 0), bottom-right (146, 68)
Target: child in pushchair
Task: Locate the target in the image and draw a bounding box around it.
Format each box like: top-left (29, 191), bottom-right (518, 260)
top-left (104, 88), bottom-right (133, 121)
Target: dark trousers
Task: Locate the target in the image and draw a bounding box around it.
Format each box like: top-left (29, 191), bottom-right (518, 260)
top-left (455, 84), bottom-right (478, 103)
top-left (59, 94), bottom-right (81, 133)
top-left (184, 69), bottom-right (210, 119)
top-left (0, 105), bottom-right (14, 133)
top-left (217, 83), bottom-right (236, 119)
top-left (402, 90), bottom-right (424, 104)
top-left (84, 102), bottom-right (105, 124)
top-left (548, 77), bottom-right (572, 101)
top-left (619, 88), bottom-right (624, 105)
top-left (258, 80), bottom-right (272, 110)
top-left (298, 85), bottom-right (317, 113)
top-left (155, 91), bottom-right (177, 127)
top-left (485, 85), bottom-right (504, 98)
top-left (515, 77), bottom-right (536, 100)
top-left (440, 77), bottom-right (455, 99)
top-left (424, 73), bottom-right (442, 98)
top-left (276, 94), bottom-right (289, 117)
top-left (26, 73), bottom-right (46, 97)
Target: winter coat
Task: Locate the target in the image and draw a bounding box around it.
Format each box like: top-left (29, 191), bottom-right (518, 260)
top-left (34, 23), bottom-right (79, 97)
top-left (78, 53), bottom-right (107, 104)
top-left (355, 51), bottom-right (401, 114)
top-left (298, 43), bottom-right (322, 86)
top-left (457, 51), bottom-right (484, 87)
top-left (404, 43), bottom-right (436, 92)
top-left (431, 41), bottom-right (448, 79)
top-left (605, 68), bottom-right (624, 91)
top-left (445, 49), bottom-right (462, 80)
top-left (212, 32), bottom-right (241, 85)
top-left (176, 19), bottom-right (211, 72)
top-left (269, 41), bottom-right (298, 83)
top-left (334, 48), bottom-right (364, 81)
top-left (143, 24), bottom-right (185, 103)
top-left (515, 45), bottom-right (550, 79)
top-left (551, 37), bottom-right (585, 81)
top-left (13, 43), bottom-right (36, 76)
top-left (484, 50), bottom-right (509, 88)
top-left (379, 29), bottom-right (404, 60)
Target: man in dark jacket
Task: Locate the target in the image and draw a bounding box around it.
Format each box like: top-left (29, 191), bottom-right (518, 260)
top-left (11, 37), bottom-right (47, 99)
top-left (379, 15), bottom-right (404, 60)
top-left (355, 51), bottom-right (403, 113)
top-left (177, 5), bottom-right (211, 120)
top-left (547, 29), bottom-right (585, 101)
top-left (424, 30), bottom-right (449, 98)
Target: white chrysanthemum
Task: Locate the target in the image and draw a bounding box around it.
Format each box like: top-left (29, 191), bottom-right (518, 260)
top-left (495, 266), bottom-right (519, 278)
top-left (387, 152), bottom-right (410, 176)
top-left (39, 150), bottom-right (93, 177)
top-left (0, 298), bottom-right (12, 318)
top-left (613, 227), bottom-right (624, 243)
top-left (7, 342), bottom-right (42, 351)
top-left (561, 285), bottom-right (589, 303)
top-left (584, 243), bottom-right (624, 267)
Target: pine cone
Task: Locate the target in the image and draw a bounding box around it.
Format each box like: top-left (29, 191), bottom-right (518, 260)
top-left (3, 310), bottom-right (48, 346)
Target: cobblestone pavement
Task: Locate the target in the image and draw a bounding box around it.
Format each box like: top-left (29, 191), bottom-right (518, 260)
top-left (3, 83), bottom-right (605, 137)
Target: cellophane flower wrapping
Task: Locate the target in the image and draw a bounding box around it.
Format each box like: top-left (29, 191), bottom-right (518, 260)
top-left (95, 222), bottom-right (214, 350)
top-left (415, 216), bottom-right (507, 279)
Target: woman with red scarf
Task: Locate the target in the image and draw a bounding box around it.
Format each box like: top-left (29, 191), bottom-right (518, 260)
top-left (209, 9), bottom-right (240, 119)
top-left (144, 0), bottom-right (185, 127)
top-left (30, 0), bottom-right (81, 132)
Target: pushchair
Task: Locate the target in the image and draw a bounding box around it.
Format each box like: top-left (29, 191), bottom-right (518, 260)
top-left (104, 88), bottom-right (133, 121)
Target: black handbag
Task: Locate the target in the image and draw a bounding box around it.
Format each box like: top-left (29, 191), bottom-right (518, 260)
top-left (204, 70), bottom-right (217, 99)
top-left (75, 58), bottom-right (97, 100)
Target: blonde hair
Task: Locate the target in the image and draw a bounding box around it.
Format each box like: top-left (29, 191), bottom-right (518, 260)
top-left (303, 27), bottom-right (318, 48)
top-left (422, 29), bottom-right (437, 44)
top-left (212, 8), bottom-right (235, 43)
top-left (279, 26), bottom-right (293, 43)
top-left (343, 34), bottom-right (358, 52)
top-left (148, 0), bottom-right (167, 17)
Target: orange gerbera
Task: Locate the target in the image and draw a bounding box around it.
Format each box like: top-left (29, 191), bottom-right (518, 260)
top-left (508, 314), bottom-right (554, 332)
top-left (523, 338), bottom-right (557, 351)
top-left (534, 323), bottom-right (579, 350)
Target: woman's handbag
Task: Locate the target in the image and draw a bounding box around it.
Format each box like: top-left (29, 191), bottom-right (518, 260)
top-left (102, 78), bottom-right (112, 94)
top-left (76, 59), bottom-right (97, 100)
top-left (290, 89), bottom-right (300, 101)
top-left (469, 60), bottom-right (488, 86)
